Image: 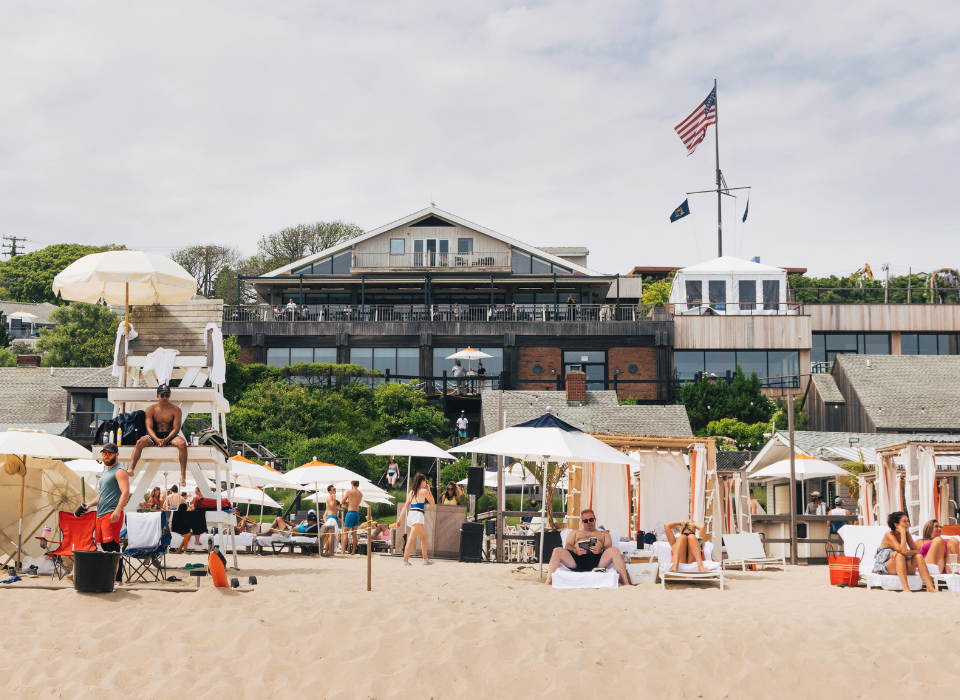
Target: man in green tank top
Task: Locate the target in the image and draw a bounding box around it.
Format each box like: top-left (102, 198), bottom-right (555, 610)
top-left (77, 443), bottom-right (130, 583)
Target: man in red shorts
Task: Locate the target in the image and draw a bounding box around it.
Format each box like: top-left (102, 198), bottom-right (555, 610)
top-left (77, 443), bottom-right (130, 583)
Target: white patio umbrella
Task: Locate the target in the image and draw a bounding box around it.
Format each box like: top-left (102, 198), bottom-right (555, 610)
top-left (64, 459), bottom-right (105, 487)
top-left (361, 431), bottom-right (455, 501)
top-left (8, 311), bottom-right (38, 321)
top-left (449, 411), bottom-right (642, 576)
top-left (446, 347), bottom-right (492, 372)
top-left (750, 455), bottom-right (850, 511)
top-left (0, 429), bottom-right (92, 567)
top-left (230, 486), bottom-right (281, 509)
top-left (227, 455), bottom-right (294, 488)
top-left (52, 250), bottom-right (197, 339)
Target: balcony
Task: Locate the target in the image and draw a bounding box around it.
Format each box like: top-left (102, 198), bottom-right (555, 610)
top-left (224, 303), bottom-right (663, 324)
top-left (350, 251), bottom-right (511, 272)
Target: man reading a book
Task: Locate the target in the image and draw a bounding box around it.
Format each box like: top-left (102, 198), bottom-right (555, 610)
top-left (544, 509), bottom-right (629, 586)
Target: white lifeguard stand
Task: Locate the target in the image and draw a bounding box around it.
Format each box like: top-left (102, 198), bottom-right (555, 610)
top-left (108, 300), bottom-right (239, 569)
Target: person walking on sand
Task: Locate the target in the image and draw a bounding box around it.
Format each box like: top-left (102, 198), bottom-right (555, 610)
top-left (396, 473), bottom-right (435, 566)
top-left (320, 485), bottom-right (340, 555)
top-left (386, 458), bottom-right (400, 488)
top-left (341, 481), bottom-right (364, 555)
top-left (128, 384), bottom-right (188, 488)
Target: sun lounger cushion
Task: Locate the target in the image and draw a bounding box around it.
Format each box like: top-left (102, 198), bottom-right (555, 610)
top-left (866, 573), bottom-right (923, 591)
top-left (650, 541), bottom-right (721, 570)
top-left (551, 568), bottom-right (619, 589)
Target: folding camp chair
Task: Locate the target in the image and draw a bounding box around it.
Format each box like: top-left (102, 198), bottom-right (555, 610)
top-left (46, 512), bottom-right (97, 580)
top-left (122, 512), bottom-right (171, 583)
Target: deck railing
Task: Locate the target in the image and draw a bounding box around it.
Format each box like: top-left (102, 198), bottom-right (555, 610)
top-left (224, 303), bottom-right (662, 323)
top-left (351, 251), bottom-right (511, 269)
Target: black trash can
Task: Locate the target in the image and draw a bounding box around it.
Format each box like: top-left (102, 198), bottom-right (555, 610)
top-left (538, 529), bottom-right (563, 565)
top-left (73, 550), bottom-right (121, 592)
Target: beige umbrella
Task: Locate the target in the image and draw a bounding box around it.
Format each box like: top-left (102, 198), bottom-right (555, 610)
top-left (0, 457), bottom-right (86, 568)
top-left (52, 250), bottom-right (197, 340)
top-left (0, 429), bottom-right (93, 568)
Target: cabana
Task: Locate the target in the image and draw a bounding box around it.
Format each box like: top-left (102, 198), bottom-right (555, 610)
top-left (868, 441), bottom-right (960, 533)
top-left (668, 256), bottom-right (794, 315)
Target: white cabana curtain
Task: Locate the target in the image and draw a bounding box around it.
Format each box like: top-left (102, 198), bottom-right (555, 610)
top-left (876, 453), bottom-right (899, 526)
top-left (857, 475), bottom-right (873, 526)
top-left (918, 448), bottom-right (937, 529)
top-left (585, 462), bottom-right (631, 536)
top-left (635, 451), bottom-right (689, 533)
top-left (690, 443), bottom-right (707, 525)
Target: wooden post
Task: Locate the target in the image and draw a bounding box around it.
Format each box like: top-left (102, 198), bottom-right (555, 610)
top-left (366, 505), bottom-right (372, 591)
top-left (788, 396), bottom-right (797, 565)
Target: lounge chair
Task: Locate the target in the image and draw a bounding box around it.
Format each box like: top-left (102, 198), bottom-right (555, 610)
top-left (838, 525), bottom-right (958, 592)
top-left (122, 512), bottom-right (170, 583)
top-left (651, 540), bottom-right (724, 590)
top-left (46, 512), bottom-right (96, 580)
top-left (721, 533), bottom-right (786, 572)
top-left (550, 529), bottom-right (622, 589)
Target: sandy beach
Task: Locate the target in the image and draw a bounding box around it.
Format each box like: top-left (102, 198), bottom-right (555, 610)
top-left (2, 554), bottom-right (958, 700)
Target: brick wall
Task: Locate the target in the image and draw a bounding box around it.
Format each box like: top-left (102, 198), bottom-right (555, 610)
top-left (517, 347), bottom-right (562, 390)
top-left (608, 347), bottom-right (657, 400)
top-left (237, 347), bottom-right (257, 365)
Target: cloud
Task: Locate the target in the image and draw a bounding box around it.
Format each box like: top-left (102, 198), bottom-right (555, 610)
top-left (0, 1), bottom-right (957, 276)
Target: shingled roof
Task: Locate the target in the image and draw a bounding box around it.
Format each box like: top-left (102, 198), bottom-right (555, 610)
top-left (810, 374), bottom-right (844, 403)
top-left (480, 390), bottom-right (692, 437)
top-left (0, 301), bottom-right (58, 324)
top-left (0, 367), bottom-right (114, 425)
top-left (835, 354), bottom-right (960, 431)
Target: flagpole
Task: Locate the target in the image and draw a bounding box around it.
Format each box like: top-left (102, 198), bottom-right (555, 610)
top-left (714, 78), bottom-right (722, 258)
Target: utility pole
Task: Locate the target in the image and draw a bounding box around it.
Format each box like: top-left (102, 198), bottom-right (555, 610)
top-left (907, 267), bottom-right (912, 304)
top-left (788, 396), bottom-right (797, 566)
top-left (2, 236), bottom-right (28, 258)
top-left (714, 78), bottom-right (722, 257)
top-left (882, 263), bottom-right (889, 303)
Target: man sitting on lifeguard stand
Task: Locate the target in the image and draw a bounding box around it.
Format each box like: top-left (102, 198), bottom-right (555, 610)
top-left (128, 383), bottom-right (189, 488)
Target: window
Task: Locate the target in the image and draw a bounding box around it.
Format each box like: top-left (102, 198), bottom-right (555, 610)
top-left (762, 280), bottom-right (780, 310)
top-left (672, 350), bottom-right (800, 387)
top-left (292, 262), bottom-right (314, 275)
top-left (563, 350), bottom-right (607, 390)
top-left (901, 334), bottom-right (959, 355)
top-left (351, 348), bottom-right (419, 378)
top-left (811, 333), bottom-right (891, 364)
top-left (390, 239), bottom-right (404, 255)
top-left (738, 280), bottom-right (756, 310)
top-left (708, 281), bottom-right (726, 311)
top-left (531, 256), bottom-right (552, 274)
top-left (313, 257), bottom-right (333, 275)
top-left (685, 280), bottom-right (702, 306)
top-left (512, 250), bottom-right (531, 274)
top-left (458, 238), bottom-right (473, 254)
top-left (553, 263), bottom-right (573, 275)
top-left (332, 251), bottom-right (351, 274)
top-left (268, 348), bottom-right (339, 367)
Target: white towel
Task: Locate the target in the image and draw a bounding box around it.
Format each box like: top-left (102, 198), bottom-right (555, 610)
top-left (204, 323), bottom-right (226, 385)
top-left (142, 348), bottom-right (180, 386)
top-left (125, 512), bottom-right (162, 550)
top-left (111, 323), bottom-right (139, 378)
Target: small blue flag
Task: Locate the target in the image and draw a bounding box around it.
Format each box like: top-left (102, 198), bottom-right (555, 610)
top-left (742, 196), bottom-right (749, 223)
top-left (670, 199), bottom-right (690, 223)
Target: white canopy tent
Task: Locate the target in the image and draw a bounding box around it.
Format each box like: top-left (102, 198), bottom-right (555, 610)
top-left (360, 431), bottom-right (456, 499)
top-left (668, 256), bottom-right (791, 315)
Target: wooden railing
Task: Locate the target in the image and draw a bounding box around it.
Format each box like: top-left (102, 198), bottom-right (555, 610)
top-left (351, 251), bottom-right (511, 269)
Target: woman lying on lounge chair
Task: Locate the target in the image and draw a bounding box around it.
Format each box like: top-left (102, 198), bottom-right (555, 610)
top-left (664, 520), bottom-right (708, 573)
top-left (873, 512), bottom-right (938, 593)
top-left (916, 520), bottom-right (960, 574)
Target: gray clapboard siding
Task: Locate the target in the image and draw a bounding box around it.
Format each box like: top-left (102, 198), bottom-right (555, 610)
top-left (807, 304), bottom-right (960, 332)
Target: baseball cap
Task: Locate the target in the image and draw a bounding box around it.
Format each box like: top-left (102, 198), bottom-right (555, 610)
top-left (157, 383), bottom-right (171, 395)
top-left (834, 497), bottom-right (843, 505)
top-left (810, 491), bottom-right (821, 497)
top-left (308, 509), bottom-right (316, 515)
top-left (101, 443), bottom-right (119, 454)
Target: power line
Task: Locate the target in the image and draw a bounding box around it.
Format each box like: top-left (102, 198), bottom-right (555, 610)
top-left (2, 236), bottom-right (29, 258)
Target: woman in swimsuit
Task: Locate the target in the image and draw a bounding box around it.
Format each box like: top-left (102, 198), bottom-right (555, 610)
top-left (441, 482), bottom-right (462, 506)
top-left (916, 520), bottom-right (960, 574)
top-left (664, 520), bottom-right (708, 573)
top-left (386, 459), bottom-right (399, 488)
top-left (874, 512), bottom-right (938, 593)
top-left (395, 473), bottom-right (435, 566)
top-left (147, 487), bottom-right (163, 511)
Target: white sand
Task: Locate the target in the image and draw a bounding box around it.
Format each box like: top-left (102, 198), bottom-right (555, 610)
top-left (2, 553), bottom-right (959, 699)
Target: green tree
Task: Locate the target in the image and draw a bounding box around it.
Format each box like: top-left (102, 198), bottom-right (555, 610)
top-left (171, 245), bottom-right (242, 299)
top-left (288, 434), bottom-right (374, 481)
top-left (440, 456), bottom-right (471, 487)
top-left (0, 243), bottom-right (124, 304)
top-left (838, 452), bottom-right (872, 501)
top-left (641, 276), bottom-right (673, 306)
top-left (677, 366), bottom-right (776, 433)
top-left (0, 347), bottom-right (16, 367)
top-left (702, 418), bottom-right (769, 451)
top-left (773, 396), bottom-right (810, 431)
top-left (257, 221), bottom-right (363, 268)
top-left (36, 302), bottom-right (119, 367)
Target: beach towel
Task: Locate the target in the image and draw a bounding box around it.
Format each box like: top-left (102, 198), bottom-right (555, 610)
top-left (111, 323), bottom-right (138, 378)
top-left (204, 323), bottom-right (226, 385)
top-left (142, 347), bottom-right (180, 386)
top-left (125, 512), bottom-right (163, 550)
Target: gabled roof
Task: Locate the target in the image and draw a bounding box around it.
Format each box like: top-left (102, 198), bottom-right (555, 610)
top-left (835, 354), bottom-right (960, 431)
top-left (263, 206), bottom-right (607, 277)
top-left (0, 367), bottom-right (114, 425)
top-left (480, 391), bottom-right (692, 437)
top-left (810, 374), bottom-right (845, 403)
top-left (677, 256), bottom-right (786, 275)
top-left (0, 301), bottom-right (58, 324)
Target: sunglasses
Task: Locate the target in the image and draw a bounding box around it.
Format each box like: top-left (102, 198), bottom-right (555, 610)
top-left (582, 517), bottom-right (596, 523)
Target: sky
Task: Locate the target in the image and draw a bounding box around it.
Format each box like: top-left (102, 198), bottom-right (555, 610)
top-left (1, 1), bottom-right (958, 277)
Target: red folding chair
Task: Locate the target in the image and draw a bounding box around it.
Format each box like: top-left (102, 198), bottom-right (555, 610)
top-left (46, 512), bottom-right (96, 580)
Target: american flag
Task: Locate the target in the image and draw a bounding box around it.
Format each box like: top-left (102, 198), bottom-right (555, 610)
top-left (674, 87), bottom-right (716, 156)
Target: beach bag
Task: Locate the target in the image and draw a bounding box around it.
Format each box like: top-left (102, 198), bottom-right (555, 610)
top-left (826, 542), bottom-right (863, 586)
top-left (195, 498), bottom-right (232, 511)
top-left (197, 428), bottom-right (229, 458)
top-left (115, 411), bottom-right (147, 445)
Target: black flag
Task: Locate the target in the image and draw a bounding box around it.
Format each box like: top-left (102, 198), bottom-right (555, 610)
top-left (742, 196), bottom-right (749, 223)
top-left (670, 199), bottom-right (690, 223)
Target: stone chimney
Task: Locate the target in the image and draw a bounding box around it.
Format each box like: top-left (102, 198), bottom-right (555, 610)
top-left (565, 370), bottom-right (586, 406)
top-left (16, 355), bottom-right (41, 367)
